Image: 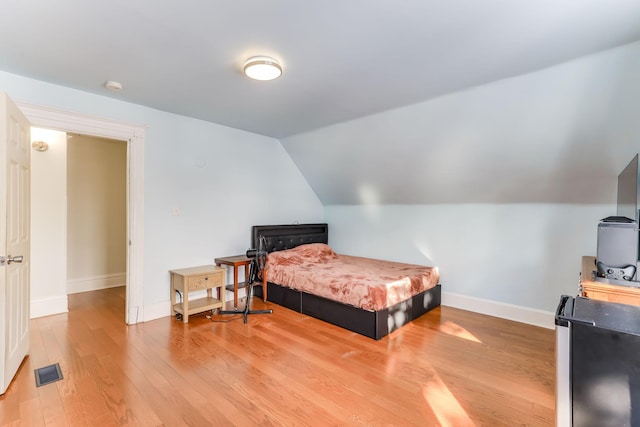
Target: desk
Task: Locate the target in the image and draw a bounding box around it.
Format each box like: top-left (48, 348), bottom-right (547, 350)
top-left (215, 255), bottom-right (252, 308)
top-left (170, 265), bottom-right (226, 323)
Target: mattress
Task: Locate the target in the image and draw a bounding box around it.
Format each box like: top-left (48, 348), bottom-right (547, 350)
top-left (265, 243), bottom-right (439, 311)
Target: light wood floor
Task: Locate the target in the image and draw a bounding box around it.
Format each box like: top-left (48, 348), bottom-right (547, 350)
top-left (0, 287), bottom-right (555, 426)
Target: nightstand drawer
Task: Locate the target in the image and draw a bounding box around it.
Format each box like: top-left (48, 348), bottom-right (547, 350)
top-left (188, 271), bottom-right (224, 291)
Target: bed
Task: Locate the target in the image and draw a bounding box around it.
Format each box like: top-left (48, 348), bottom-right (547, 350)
top-left (253, 223), bottom-right (441, 340)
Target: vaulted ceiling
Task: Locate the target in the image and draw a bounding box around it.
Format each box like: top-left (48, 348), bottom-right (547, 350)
top-left (1, 1), bottom-right (640, 140)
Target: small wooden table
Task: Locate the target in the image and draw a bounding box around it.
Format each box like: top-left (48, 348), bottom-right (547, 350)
top-left (215, 255), bottom-right (252, 308)
top-left (170, 265), bottom-right (226, 323)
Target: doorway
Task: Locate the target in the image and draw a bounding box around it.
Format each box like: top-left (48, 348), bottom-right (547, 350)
top-left (19, 101), bottom-right (145, 325)
top-left (66, 133), bottom-right (127, 295)
top-left (31, 130), bottom-right (128, 318)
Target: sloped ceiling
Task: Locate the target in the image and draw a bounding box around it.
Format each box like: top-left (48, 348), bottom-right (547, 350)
top-left (282, 42), bottom-right (640, 205)
top-left (2, 1), bottom-right (640, 205)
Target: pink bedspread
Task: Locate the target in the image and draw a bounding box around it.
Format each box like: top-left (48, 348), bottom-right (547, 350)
top-left (264, 243), bottom-right (439, 311)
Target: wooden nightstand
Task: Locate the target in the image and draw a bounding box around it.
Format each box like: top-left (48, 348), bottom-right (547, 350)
top-left (170, 265), bottom-right (226, 323)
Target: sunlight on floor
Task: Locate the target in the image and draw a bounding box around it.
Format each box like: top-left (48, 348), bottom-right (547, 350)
top-left (438, 320), bottom-right (482, 343)
top-left (422, 374), bottom-right (476, 427)
top-left (384, 354), bottom-right (398, 375)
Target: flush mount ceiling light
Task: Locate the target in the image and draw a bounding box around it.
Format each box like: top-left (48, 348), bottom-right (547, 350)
top-left (243, 56), bottom-right (282, 81)
top-left (104, 80), bottom-right (123, 91)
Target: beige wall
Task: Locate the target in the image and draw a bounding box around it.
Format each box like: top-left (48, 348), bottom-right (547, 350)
top-left (67, 134), bottom-right (126, 286)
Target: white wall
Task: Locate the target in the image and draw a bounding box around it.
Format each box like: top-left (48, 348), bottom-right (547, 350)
top-left (30, 128), bottom-right (68, 317)
top-left (325, 204), bottom-right (610, 327)
top-left (142, 113), bottom-right (323, 314)
top-left (1, 71), bottom-right (323, 319)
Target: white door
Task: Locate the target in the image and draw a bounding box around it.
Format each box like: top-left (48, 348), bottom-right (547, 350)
top-left (0, 92), bottom-right (31, 395)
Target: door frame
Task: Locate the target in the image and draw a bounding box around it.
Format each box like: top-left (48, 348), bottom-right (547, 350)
top-left (17, 101), bottom-right (145, 325)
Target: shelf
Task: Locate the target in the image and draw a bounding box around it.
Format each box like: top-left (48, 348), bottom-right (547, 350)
top-left (173, 296), bottom-right (223, 316)
top-left (225, 281), bottom-right (264, 292)
top-left (582, 280), bottom-right (640, 307)
top-left (226, 281), bottom-right (247, 292)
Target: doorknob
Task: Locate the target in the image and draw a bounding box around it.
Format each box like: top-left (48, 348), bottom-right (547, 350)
top-left (0, 255), bottom-right (23, 266)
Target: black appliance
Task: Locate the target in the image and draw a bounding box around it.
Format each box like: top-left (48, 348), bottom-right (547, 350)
top-left (596, 217), bottom-right (639, 284)
top-left (555, 295), bottom-right (640, 426)
top-left (594, 153), bottom-right (640, 286)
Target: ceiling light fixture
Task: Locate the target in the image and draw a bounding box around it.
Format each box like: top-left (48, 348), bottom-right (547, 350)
top-left (243, 56), bottom-right (282, 81)
top-left (104, 80), bottom-right (123, 91)
top-left (31, 141), bottom-right (49, 152)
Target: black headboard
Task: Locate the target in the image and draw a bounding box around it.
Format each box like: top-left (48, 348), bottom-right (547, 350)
top-left (251, 223), bottom-right (328, 253)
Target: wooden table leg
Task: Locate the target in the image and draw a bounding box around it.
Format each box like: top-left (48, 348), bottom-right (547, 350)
top-left (234, 265), bottom-right (239, 308)
top-left (215, 262), bottom-right (226, 309)
top-left (183, 291), bottom-right (189, 324)
top-left (263, 272), bottom-right (268, 302)
top-left (170, 273), bottom-right (177, 317)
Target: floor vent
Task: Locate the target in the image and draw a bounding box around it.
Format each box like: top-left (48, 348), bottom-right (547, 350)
top-left (34, 363), bottom-right (63, 387)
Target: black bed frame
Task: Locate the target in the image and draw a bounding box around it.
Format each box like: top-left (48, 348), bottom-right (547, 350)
top-left (252, 223), bottom-right (441, 340)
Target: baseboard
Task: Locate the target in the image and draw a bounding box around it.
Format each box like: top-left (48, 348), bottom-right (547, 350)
top-left (31, 295), bottom-right (68, 319)
top-left (28, 287), bottom-right (554, 330)
top-left (67, 273), bottom-right (126, 294)
top-left (442, 291), bottom-right (555, 329)
top-left (143, 301), bottom-right (169, 323)
top-left (143, 286), bottom-right (248, 323)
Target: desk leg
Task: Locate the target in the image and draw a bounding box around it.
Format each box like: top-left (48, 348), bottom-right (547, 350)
top-left (263, 273), bottom-right (268, 302)
top-left (234, 266), bottom-right (240, 308)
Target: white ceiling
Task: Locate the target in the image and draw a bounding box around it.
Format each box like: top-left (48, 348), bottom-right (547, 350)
top-left (2, 1), bottom-right (640, 139)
